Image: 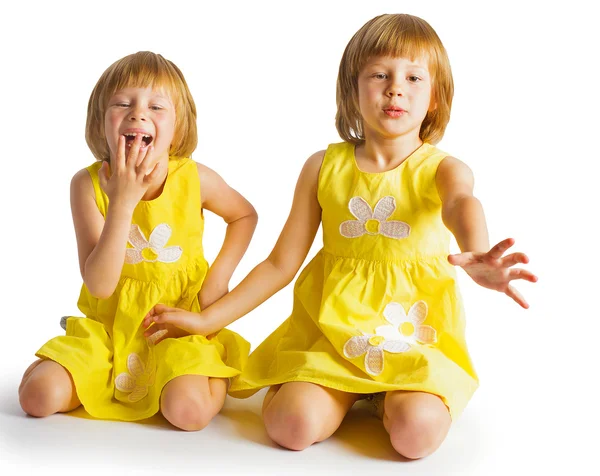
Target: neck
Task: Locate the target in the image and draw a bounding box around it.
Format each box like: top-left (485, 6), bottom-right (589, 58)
top-left (357, 130), bottom-right (423, 171)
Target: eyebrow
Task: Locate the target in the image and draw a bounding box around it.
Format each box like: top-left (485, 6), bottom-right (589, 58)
top-left (369, 63), bottom-right (428, 71)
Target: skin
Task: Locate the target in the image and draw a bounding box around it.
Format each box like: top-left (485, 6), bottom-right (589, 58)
top-left (19, 86), bottom-right (258, 431)
top-left (142, 55), bottom-right (537, 454)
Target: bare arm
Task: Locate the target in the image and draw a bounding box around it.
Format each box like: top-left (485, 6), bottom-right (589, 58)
top-left (72, 136), bottom-right (160, 299)
top-left (143, 151), bottom-right (324, 336)
top-left (196, 163), bottom-right (258, 309)
top-left (436, 156), bottom-right (537, 308)
top-left (203, 151), bottom-right (323, 328)
top-left (436, 156), bottom-right (489, 253)
top-left (71, 168), bottom-right (134, 299)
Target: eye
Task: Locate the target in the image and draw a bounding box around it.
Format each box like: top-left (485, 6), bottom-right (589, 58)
top-left (150, 105), bottom-right (163, 111)
top-left (113, 103), bottom-right (129, 107)
top-left (408, 75), bottom-right (422, 83)
top-left (373, 73), bottom-right (388, 80)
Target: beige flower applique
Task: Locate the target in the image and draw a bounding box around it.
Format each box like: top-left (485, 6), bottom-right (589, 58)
top-left (343, 301), bottom-right (437, 376)
top-left (339, 196), bottom-right (410, 239)
top-left (125, 223), bottom-right (182, 264)
top-left (114, 352), bottom-right (156, 403)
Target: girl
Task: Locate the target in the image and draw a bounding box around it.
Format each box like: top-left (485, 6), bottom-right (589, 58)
top-left (142, 14), bottom-right (537, 456)
top-left (18, 51), bottom-right (257, 430)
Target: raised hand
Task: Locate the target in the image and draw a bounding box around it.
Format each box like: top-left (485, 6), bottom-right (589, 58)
top-left (142, 304), bottom-right (206, 345)
top-left (448, 238), bottom-right (537, 309)
top-left (98, 134), bottom-right (161, 212)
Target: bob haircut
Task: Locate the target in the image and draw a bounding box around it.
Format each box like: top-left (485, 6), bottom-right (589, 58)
top-left (336, 14), bottom-right (453, 145)
top-left (85, 51), bottom-right (198, 161)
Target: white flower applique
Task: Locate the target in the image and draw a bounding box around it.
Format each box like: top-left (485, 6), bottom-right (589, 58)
top-left (125, 223), bottom-right (182, 264)
top-left (343, 301), bottom-right (437, 376)
top-left (114, 352), bottom-right (156, 403)
top-left (339, 196), bottom-right (410, 239)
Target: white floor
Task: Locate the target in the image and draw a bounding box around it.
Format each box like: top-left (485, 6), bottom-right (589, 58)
top-left (0, 367), bottom-right (591, 476)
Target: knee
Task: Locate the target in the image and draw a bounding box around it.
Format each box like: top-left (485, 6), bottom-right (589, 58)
top-left (161, 392), bottom-right (213, 432)
top-left (263, 406), bottom-right (320, 451)
top-left (19, 376), bottom-right (65, 418)
top-left (387, 399), bottom-right (451, 459)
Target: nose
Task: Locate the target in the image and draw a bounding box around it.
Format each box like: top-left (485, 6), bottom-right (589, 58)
top-left (386, 80), bottom-right (404, 97)
top-left (128, 105), bottom-right (147, 122)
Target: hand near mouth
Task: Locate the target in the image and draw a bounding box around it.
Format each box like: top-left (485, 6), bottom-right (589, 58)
top-left (98, 133), bottom-right (161, 212)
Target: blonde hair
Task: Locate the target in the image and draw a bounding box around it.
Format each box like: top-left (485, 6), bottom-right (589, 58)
top-left (336, 14), bottom-right (453, 145)
top-left (85, 51), bottom-right (198, 161)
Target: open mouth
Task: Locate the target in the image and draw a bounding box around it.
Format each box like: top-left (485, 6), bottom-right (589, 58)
top-left (123, 132), bottom-right (153, 147)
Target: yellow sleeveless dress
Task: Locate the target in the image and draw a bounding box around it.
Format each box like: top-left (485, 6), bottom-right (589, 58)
top-left (229, 142), bottom-right (478, 419)
top-left (36, 157), bottom-right (250, 421)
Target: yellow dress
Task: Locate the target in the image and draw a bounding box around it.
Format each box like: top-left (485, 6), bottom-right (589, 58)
top-left (229, 142), bottom-right (478, 419)
top-left (36, 157), bottom-right (250, 421)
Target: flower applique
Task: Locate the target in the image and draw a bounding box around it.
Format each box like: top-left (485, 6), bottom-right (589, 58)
top-left (114, 352), bottom-right (156, 403)
top-left (339, 196), bottom-right (410, 239)
top-left (343, 301), bottom-right (437, 376)
top-left (125, 223), bottom-right (182, 264)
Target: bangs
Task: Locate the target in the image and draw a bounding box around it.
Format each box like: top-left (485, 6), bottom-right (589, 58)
top-left (101, 52), bottom-right (183, 106)
top-left (351, 15), bottom-right (444, 78)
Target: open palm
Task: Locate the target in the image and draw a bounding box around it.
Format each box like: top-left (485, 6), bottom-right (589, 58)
top-left (448, 238), bottom-right (537, 309)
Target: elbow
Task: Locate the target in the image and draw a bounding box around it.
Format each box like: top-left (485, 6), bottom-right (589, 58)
top-left (266, 258), bottom-right (297, 289)
top-left (82, 270), bottom-right (116, 300)
top-left (84, 282), bottom-right (115, 300)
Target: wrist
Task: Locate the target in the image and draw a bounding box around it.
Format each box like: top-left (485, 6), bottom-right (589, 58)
top-left (106, 201), bottom-right (135, 220)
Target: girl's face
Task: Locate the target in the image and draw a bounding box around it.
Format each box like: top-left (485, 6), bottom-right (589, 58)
top-left (357, 55), bottom-right (433, 143)
top-left (104, 87), bottom-right (176, 162)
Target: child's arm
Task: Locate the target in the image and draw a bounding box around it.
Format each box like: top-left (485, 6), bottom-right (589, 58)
top-left (195, 163), bottom-right (258, 309)
top-left (72, 136), bottom-right (160, 299)
top-left (436, 156), bottom-right (537, 308)
top-left (143, 151), bottom-right (324, 339)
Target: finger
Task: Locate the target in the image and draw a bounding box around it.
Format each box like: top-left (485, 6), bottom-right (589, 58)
top-left (152, 311), bottom-right (197, 334)
top-left (488, 238), bottom-right (515, 259)
top-left (116, 135), bottom-right (127, 172)
top-left (136, 146), bottom-right (155, 177)
top-left (143, 303), bottom-right (175, 326)
top-left (126, 133), bottom-right (144, 169)
top-left (143, 156), bottom-right (162, 184)
top-left (506, 284), bottom-right (529, 309)
top-left (448, 253), bottom-right (472, 267)
top-left (508, 268), bottom-right (538, 283)
top-left (501, 252), bottom-right (529, 268)
top-left (135, 141), bottom-right (151, 168)
top-left (98, 161), bottom-right (110, 191)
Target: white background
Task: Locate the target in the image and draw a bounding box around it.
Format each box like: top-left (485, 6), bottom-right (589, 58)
top-left (0, 0), bottom-right (597, 475)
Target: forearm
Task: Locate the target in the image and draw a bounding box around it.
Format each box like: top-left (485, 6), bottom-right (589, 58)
top-left (84, 204), bottom-right (133, 298)
top-left (206, 212), bottom-right (258, 284)
top-left (200, 257), bottom-right (292, 334)
top-left (442, 196), bottom-right (490, 253)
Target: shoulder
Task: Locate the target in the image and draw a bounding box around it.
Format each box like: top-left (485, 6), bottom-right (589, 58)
top-left (304, 150), bottom-right (326, 173)
top-left (436, 155), bottom-right (474, 186)
top-left (298, 150), bottom-right (326, 189)
top-left (70, 167), bottom-right (95, 197)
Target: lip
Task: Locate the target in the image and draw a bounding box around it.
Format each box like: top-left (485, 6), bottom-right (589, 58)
top-left (383, 107), bottom-right (406, 118)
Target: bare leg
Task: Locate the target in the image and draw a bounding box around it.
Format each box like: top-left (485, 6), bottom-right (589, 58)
top-left (262, 382), bottom-right (359, 451)
top-left (160, 375), bottom-right (227, 431)
top-left (383, 390), bottom-right (451, 459)
top-left (19, 359), bottom-right (81, 417)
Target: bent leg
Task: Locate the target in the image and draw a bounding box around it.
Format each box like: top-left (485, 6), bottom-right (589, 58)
top-left (383, 390), bottom-right (451, 459)
top-left (262, 382), bottom-right (359, 451)
top-left (160, 375), bottom-right (227, 431)
top-left (19, 359), bottom-right (81, 417)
